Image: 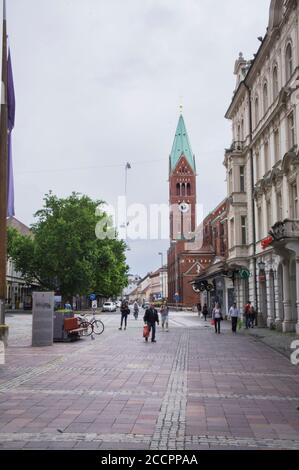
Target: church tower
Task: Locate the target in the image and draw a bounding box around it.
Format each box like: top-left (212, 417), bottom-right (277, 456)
top-left (169, 113), bottom-right (197, 241)
top-left (167, 112), bottom-right (198, 306)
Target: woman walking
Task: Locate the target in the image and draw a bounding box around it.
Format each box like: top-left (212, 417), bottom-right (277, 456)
top-left (160, 302), bottom-right (169, 331)
top-left (212, 302), bottom-right (223, 334)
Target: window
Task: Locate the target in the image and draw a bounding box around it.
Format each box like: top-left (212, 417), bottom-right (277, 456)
top-left (230, 218), bottom-right (235, 247)
top-left (288, 112), bottom-right (295, 149)
top-left (290, 183), bottom-right (298, 219)
top-left (277, 192), bottom-right (283, 221)
top-left (258, 206), bottom-right (263, 240)
top-left (255, 96), bottom-right (259, 126)
top-left (274, 128), bottom-right (280, 162)
top-left (266, 199), bottom-right (272, 229)
top-left (264, 140), bottom-right (270, 173)
top-left (286, 43), bottom-right (293, 82)
top-left (176, 183), bottom-right (180, 196)
top-left (187, 183), bottom-right (191, 196)
top-left (256, 150), bottom-right (260, 180)
top-left (240, 166), bottom-right (245, 192)
top-left (182, 183), bottom-right (186, 196)
top-left (241, 216), bottom-right (247, 245)
top-left (273, 66), bottom-right (279, 98)
top-left (263, 82), bottom-right (268, 114)
top-left (229, 169), bottom-right (233, 193)
top-left (241, 119), bottom-right (244, 141)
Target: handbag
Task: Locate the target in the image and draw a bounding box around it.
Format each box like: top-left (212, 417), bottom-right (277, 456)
top-left (143, 324), bottom-right (150, 337)
top-left (211, 319), bottom-right (215, 326)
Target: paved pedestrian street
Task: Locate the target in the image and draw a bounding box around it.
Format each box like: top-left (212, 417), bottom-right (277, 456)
top-left (0, 311), bottom-right (299, 450)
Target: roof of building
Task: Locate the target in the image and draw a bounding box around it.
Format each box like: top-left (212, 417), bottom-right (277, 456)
top-left (169, 114), bottom-right (195, 172)
top-left (7, 216), bottom-right (32, 237)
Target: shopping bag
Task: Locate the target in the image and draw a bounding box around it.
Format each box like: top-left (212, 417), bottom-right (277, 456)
top-left (237, 318), bottom-right (243, 330)
top-left (210, 319), bottom-right (215, 326)
top-left (143, 324), bottom-right (150, 338)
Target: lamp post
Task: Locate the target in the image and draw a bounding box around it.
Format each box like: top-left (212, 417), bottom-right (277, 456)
top-left (158, 252), bottom-right (163, 300)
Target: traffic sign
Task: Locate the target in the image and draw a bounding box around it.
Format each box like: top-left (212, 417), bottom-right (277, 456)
top-left (89, 294), bottom-right (96, 301)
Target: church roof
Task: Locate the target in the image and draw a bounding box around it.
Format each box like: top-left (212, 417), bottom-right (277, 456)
top-left (170, 114), bottom-right (195, 172)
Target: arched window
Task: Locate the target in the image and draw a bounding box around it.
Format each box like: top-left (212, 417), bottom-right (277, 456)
top-left (187, 183), bottom-right (191, 196)
top-left (263, 82), bottom-right (268, 114)
top-left (273, 65), bottom-right (279, 98)
top-left (176, 183), bottom-right (180, 196)
top-left (182, 184), bottom-right (186, 196)
top-left (237, 123), bottom-right (241, 142)
top-left (255, 96), bottom-right (259, 127)
top-left (286, 43), bottom-right (293, 81)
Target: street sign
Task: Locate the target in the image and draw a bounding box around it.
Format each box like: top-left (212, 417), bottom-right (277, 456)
top-left (89, 294), bottom-right (96, 301)
top-left (174, 293), bottom-right (180, 302)
top-left (92, 300), bottom-right (97, 309)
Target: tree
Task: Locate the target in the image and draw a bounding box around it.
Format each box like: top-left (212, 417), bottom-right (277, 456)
top-left (8, 192), bottom-right (129, 299)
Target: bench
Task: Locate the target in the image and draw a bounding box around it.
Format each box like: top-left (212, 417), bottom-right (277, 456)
top-left (64, 317), bottom-right (87, 339)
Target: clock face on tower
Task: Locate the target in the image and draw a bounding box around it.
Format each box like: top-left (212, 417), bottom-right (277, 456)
top-left (179, 202), bottom-right (189, 213)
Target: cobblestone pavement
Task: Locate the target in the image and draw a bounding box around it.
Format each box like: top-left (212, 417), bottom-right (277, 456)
top-left (0, 311), bottom-right (299, 450)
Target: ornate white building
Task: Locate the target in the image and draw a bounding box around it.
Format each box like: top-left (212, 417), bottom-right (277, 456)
top-left (224, 0), bottom-right (299, 334)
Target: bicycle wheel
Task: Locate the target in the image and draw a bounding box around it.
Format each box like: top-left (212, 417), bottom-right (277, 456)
top-left (80, 321), bottom-right (93, 337)
top-left (92, 319), bottom-right (104, 335)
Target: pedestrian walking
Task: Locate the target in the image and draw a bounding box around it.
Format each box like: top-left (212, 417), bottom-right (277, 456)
top-left (160, 302), bottom-right (169, 331)
top-left (244, 301), bottom-right (252, 329)
top-left (250, 304), bottom-right (256, 328)
top-left (212, 302), bottom-right (223, 334)
top-left (229, 302), bottom-right (240, 333)
top-left (202, 303), bottom-right (208, 321)
top-left (197, 302), bottom-right (202, 316)
top-left (133, 300), bottom-right (139, 320)
top-left (119, 301), bottom-right (130, 330)
top-left (143, 303), bottom-right (159, 342)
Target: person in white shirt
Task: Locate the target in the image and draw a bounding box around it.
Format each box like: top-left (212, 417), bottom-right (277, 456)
top-left (229, 302), bottom-right (240, 333)
top-left (212, 302), bottom-right (223, 334)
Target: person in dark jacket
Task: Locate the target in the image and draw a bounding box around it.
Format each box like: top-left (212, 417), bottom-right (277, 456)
top-left (202, 304), bottom-right (209, 321)
top-left (119, 301), bottom-right (130, 330)
top-left (143, 303), bottom-right (159, 343)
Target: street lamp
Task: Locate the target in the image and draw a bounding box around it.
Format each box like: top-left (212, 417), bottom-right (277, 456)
top-left (158, 252), bottom-right (164, 299)
top-left (171, 240), bottom-right (179, 308)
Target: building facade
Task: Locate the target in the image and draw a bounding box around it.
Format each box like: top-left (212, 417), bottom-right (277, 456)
top-left (6, 217), bottom-right (39, 309)
top-left (224, 0), bottom-right (299, 333)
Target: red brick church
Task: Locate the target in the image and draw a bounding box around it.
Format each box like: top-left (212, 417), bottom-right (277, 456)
top-left (167, 113), bottom-right (228, 307)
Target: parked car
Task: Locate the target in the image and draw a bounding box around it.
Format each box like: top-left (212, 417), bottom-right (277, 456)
top-left (116, 301), bottom-right (122, 308)
top-left (102, 302), bottom-right (117, 312)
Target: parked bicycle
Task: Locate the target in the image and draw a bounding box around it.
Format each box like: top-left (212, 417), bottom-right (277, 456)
top-left (77, 311), bottom-right (105, 336)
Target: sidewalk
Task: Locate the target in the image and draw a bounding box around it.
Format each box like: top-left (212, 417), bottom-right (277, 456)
top-left (239, 326), bottom-right (298, 359)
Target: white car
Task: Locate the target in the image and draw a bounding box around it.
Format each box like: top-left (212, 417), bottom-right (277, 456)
top-left (102, 302), bottom-right (117, 312)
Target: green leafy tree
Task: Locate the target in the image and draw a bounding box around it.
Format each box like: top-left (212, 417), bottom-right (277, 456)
top-left (8, 192), bottom-right (129, 299)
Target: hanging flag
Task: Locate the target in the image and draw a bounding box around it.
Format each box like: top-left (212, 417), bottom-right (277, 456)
top-left (7, 48), bottom-right (15, 217)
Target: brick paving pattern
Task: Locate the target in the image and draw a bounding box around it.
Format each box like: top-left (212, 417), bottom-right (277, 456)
top-left (0, 311), bottom-right (298, 449)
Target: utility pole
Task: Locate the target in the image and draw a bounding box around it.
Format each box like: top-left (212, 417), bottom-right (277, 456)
top-left (0, 1), bottom-right (7, 325)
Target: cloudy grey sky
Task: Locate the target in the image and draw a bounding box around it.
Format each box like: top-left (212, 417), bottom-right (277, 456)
top-left (8, 0), bottom-right (270, 276)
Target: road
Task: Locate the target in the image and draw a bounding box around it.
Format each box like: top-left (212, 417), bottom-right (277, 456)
top-left (0, 310), bottom-right (299, 450)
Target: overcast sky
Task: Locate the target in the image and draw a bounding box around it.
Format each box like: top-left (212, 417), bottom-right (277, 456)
top-left (8, 0), bottom-right (270, 276)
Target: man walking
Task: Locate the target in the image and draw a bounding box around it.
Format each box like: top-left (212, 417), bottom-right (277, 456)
top-left (144, 303), bottom-right (159, 342)
top-left (119, 301), bottom-right (130, 330)
top-left (229, 302), bottom-right (240, 334)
